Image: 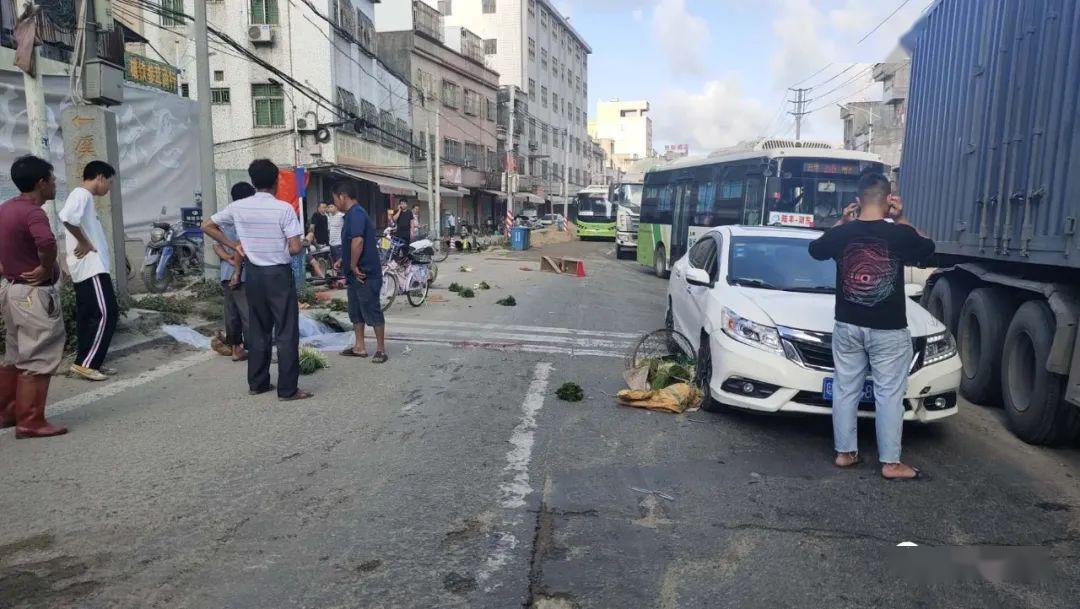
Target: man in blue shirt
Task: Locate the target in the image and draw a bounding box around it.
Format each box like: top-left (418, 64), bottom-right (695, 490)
top-left (332, 181), bottom-right (387, 363)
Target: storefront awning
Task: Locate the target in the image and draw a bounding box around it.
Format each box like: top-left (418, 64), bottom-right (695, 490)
top-left (327, 167), bottom-right (418, 197)
top-left (415, 185), bottom-right (467, 202)
top-left (482, 189), bottom-right (508, 200)
top-left (515, 193), bottom-right (545, 205)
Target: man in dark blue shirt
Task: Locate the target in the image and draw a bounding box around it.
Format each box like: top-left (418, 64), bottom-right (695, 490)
top-left (332, 181), bottom-right (387, 363)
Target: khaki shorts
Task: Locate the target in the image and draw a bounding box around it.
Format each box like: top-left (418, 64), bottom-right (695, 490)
top-left (0, 281), bottom-right (66, 374)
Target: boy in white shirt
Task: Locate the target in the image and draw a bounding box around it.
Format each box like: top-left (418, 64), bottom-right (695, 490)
top-left (58, 161), bottom-right (118, 382)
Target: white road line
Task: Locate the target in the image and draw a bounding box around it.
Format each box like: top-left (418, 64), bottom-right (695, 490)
top-left (478, 362), bottom-right (553, 591)
top-left (0, 350), bottom-right (213, 435)
top-left (383, 326), bottom-right (635, 350)
top-left (377, 335), bottom-right (626, 358)
top-left (385, 316), bottom-right (642, 340)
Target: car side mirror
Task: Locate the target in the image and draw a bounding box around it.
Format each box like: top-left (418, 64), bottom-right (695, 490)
top-left (686, 267), bottom-right (713, 288)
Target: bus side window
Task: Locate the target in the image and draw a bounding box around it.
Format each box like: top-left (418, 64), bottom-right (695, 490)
top-left (641, 185), bottom-right (664, 224)
top-left (743, 175), bottom-right (765, 225)
top-left (713, 165), bottom-right (744, 226)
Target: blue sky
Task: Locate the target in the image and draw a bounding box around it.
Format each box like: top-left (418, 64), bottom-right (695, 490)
top-left (556, 0), bottom-right (930, 153)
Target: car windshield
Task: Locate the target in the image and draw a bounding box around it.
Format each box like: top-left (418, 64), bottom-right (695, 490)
top-left (728, 235), bottom-right (836, 293)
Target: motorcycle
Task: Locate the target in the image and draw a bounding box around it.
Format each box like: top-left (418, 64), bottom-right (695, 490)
top-left (143, 206), bottom-right (204, 293)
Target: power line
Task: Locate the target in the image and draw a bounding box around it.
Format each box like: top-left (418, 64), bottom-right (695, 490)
top-left (804, 65), bottom-right (875, 103)
top-left (858, 0), bottom-right (916, 44)
top-left (791, 62), bottom-right (833, 87)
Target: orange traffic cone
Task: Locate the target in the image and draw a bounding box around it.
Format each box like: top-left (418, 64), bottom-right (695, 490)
top-left (575, 260), bottom-right (586, 277)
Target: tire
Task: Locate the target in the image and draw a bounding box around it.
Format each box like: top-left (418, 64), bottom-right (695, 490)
top-left (922, 275), bottom-right (971, 335)
top-left (379, 272), bottom-right (398, 312)
top-left (428, 262), bottom-right (439, 286)
top-left (407, 271), bottom-right (430, 307)
top-left (695, 334), bottom-right (723, 413)
top-left (142, 263), bottom-right (172, 293)
top-left (957, 288), bottom-right (1017, 405)
top-left (433, 241), bottom-right (449, 262)
top-left (1001, 300), bottom-right (1080, 445)
top-left (653, 245), bottom-right (669, 278)
top-left (615, 245), bottom-right (624, 259)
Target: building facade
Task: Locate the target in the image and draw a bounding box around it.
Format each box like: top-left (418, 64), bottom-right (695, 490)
top-left (376, 1), bottom-right (503, 232)
top-left (588, 99), bottom-right (654, 175)
top-left (122, 0), bottom-right (416, 227)
top-left (416, 0), bottom-right (592, 210)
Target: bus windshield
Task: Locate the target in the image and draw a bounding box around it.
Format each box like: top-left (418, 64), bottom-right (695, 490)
top-left (770, 158), bottom-right (884, 228)
top-left (577, 195), bottom-right (615, 222)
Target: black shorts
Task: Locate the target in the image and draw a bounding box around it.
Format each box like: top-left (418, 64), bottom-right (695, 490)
top-left (347, 278), bottom-right (384, 327)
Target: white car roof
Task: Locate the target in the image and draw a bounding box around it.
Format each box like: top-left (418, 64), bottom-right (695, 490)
top-left (711, 225), bottom-right (822, 240)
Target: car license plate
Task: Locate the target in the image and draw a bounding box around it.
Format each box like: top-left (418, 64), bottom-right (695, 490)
top-left (822, 378), bottom-right (874, 402)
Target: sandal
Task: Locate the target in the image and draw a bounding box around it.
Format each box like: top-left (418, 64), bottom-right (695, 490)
top-left (882, 466), bottom-right (930, 481)
top-left (834, 452), bottom-right (862, 468)
top-left (249, 383), bottom-right (275, 396)
top-left (340, 347), bottom-right (369, 358)
top-left (279, 389), bottom-right (314, 402)
top-left (371, 351), bottom-right (388, 364)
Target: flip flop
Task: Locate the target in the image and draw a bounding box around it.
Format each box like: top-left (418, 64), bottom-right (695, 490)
top-left (249, 384), bottom-right (275, 396)
top-left (340, 348), bottom-right (369, 358)
top-left (834, 453), bottom-right (863, 468)
top-left (371, 351), bottom-right (388, 364)
top-left (882, 467), bottom-right (930, 481)
top-left (279, 389), bottom-right (314, 402)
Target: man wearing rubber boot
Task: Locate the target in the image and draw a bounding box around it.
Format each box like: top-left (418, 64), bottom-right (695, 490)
top-left (0, 155), bottom-right (67, 438)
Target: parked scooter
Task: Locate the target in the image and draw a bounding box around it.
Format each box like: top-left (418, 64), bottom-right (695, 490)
top-left (143, 206), bottom-right (204, 293)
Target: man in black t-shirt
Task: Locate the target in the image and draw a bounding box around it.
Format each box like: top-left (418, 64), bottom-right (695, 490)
top-left (393, 199), bottom-right (413, 244)
top-left (809, 172), bottom-right (935, 481)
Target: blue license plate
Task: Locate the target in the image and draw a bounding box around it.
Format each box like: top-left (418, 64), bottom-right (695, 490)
top-left (822, 378), bottom-right (874, 402)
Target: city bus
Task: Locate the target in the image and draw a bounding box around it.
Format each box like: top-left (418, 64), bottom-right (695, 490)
top-left (637, 141), bottom-right (885, 276)
top-left (611, 181), bottom-right (643, 258)
top-left (575, 185), bottom-right (617, 240)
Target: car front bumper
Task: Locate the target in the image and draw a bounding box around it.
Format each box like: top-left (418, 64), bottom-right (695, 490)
top-left (616, 231), bottom-right (637, 248)
top-left (707, 332), bottom-right (961, 423)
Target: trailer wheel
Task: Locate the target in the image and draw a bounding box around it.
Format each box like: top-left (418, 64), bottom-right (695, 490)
top-left (957, 288), bottom-right (1017, 406)
top-left (1001, 300), bottom-right (1080, 445)
top-left (923, 275), bottom-right (971, 335)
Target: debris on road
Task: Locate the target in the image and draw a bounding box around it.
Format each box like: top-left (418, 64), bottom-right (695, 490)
top-left (459, 265), bottom-right (473, 273)
top-left (630, 487), bottom-right (676, 502)
top-left (429, 293), bottom-right (448, 303)
top-left (496, 295), bottom-right (517, 306)
top-left (478, 281), bottom-right (491, 290)
top-left (449, 282), bottom-right (463, 293)
top-left (299, 346), bottom-right (328, 375)
top-left (309, 312), bottom-right (348, 333)
top-left (617, 384), bottom-right (701, 414)
top-left (162, 325), bottom-right (211, 350)
top-left (402, 346), bottom-right (412, 356)
top-left (328, 298), bottom-right (349, 313)
top-left (556, 382), bottom-right (584, 402)
top-left (519, 267), bottom-right (533, 272)
top-left (459, 288), bottom-right (476, 298)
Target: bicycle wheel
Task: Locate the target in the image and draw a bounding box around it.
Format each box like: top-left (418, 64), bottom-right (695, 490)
top-left (379, 271), bottom-right (398, 312)
top-left (428, 262), bottom-right (439, 286)
top-left (407, 269), bottom-right (430, 307)
top-left (433, 240), bottom-right (449, 262)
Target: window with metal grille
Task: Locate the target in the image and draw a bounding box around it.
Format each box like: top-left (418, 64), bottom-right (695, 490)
top-left (213, 70), bottom-right (224, 82)
top-left (180, 83), bottom-right (190, 98)
top-left (442, 80), bottom-right (460, 109)
top-left (252, 84), bottom-right (285, 127)
top-left (483, 0), bottom-right (496, 13)
top-left (379, 110), bottom-right (393, 147)
top-left (464, 90), bottom-right (481, 117)
top-left (486, 98), bottom-right (496, 122)
top-left (438, 0), bottom-right (452, 16)
top-left (211, 88), bottom-right (231, 104)
top-left (484, 39), bottom-right (497, 55)
top-left (361, 99), bottom-right (377, 141)
top-left (528, 79), bottom-right (536, 100)
top-left (161, 0), bottom-right (184, 26)
top-left (250, 0), bottom-right (279, 25)
top-left (528, 38), bottom-right (535, 61)
top-left (541, 86), bottom-right (547, 108)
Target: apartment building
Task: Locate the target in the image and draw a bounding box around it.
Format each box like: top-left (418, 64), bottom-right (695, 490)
top-left (376, 0), bottom-right (503, 229)
top-left (588, 99), bottom-right (653, 175)
top-left (121, 0), bottom-right (416, 225)
top-left (423, 0), bottom-right (592, 209)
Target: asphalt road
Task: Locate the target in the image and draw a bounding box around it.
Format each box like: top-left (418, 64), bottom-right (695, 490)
top-left (1, 238), bottom-right (1078, 609)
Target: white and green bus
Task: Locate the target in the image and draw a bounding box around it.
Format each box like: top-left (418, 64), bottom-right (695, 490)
top-left (576, 185), bottom-right (617, 240)
top-left (637, 141), bottom-right (885, 276)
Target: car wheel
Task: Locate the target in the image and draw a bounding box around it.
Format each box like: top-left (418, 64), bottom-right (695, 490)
top-left (695, 333), bottom-right (722, 413)
top-left (653, 245), bottom-right (669, 278)
top-left (957, 287), bottom-right (1016, 405)
top-left (1001, 300), bottom-right (1080, 445)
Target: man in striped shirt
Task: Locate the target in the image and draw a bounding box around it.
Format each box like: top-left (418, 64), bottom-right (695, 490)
top-left (202, 160), bottom-right (313, 401)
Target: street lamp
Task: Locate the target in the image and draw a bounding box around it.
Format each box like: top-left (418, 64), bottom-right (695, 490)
top-left (838, 103), bottom-right (879, 152)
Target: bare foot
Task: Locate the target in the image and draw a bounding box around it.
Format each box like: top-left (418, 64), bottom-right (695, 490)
top-left (834, 452), bottom-right (861, 468)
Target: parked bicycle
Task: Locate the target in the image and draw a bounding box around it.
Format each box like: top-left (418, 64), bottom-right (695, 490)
top-left (380, 238), bottom-right (435, 310)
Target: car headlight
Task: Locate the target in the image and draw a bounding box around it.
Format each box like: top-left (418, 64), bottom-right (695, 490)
top-left (923, 331), bottom-right (957, 365)
top-left (150, 227), bottom-right (166, 243)
top-left (721, 307), bottom-right (782, 354)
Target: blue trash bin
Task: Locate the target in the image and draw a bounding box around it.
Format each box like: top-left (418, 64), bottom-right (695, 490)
top-left (510, 226), bottom-right (531, 251)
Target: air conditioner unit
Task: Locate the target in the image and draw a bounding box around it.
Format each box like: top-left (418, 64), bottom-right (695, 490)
top-left (248, 25), bottom-right (274, 44)
top-left (296, 117), bottom-right (310, 131)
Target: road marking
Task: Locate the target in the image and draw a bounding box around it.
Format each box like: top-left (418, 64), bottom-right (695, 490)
top-left (0, 350), bottom-right (213, 434)
top-left (386, 316), bottom-right (642, 340)
top-left (383, 325), bottom-right (635, 350)
top-left (478, 362), bottom-right (552, 591)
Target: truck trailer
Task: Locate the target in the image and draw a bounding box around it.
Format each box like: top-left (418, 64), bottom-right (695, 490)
top-left (902, 0), bottom-right (1080, 444)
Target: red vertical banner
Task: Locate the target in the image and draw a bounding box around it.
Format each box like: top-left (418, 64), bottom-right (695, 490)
top-left (276, 168), bottom-right (309, 214)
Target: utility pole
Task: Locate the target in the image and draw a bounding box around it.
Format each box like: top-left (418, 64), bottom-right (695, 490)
top-left (424, 115), bottom-right (435, 241)
top-left (434, 109), bottom-right (442, 241)
top-left (505, 85), bottom-right (515, 233)
top-left (562, 128), bottom-right (569, 219)
top-left (19, 2), bottom-right (57, 231)
top-left (195, 0), bottom-right (218, 280)
top-left (789, 87), bottom-right (809, 143)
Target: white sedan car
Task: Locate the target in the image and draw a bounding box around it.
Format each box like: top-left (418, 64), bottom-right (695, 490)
top-left (666, 226), bottom-right (961, 422)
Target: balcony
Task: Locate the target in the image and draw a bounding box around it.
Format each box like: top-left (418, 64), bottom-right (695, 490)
top-left (413, 0), bottom-right (443, 43)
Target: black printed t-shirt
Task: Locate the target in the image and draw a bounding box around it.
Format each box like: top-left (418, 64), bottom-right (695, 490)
top-left (808, 219), bottom-right (935, 330)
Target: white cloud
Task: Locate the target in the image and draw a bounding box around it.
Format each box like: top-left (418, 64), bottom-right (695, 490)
top-left (651, 0), bottom-right (710, 76)
top-left (632, 8), bottom-right (644, 22)
top-left (653, 76), bottom-right (773, 151)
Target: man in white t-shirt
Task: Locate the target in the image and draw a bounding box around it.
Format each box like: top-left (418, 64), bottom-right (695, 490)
top-left (325, 203), bottom-right (345, 270)
top-left (202, 159), bottom-right (312, 402)
top-left (58, 160), bottom-right (118, 382)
